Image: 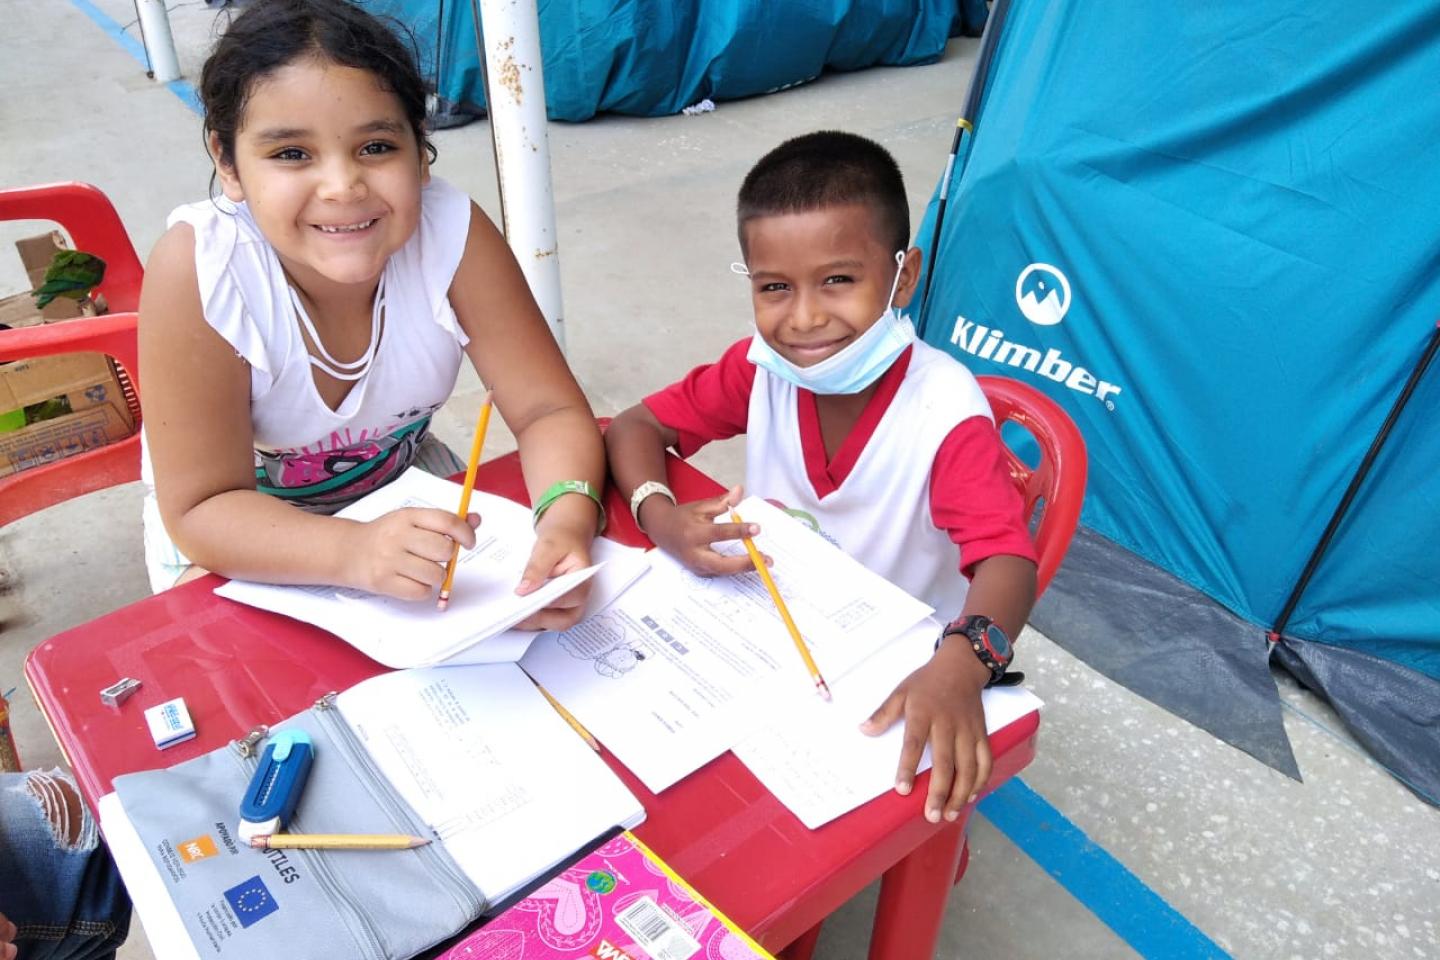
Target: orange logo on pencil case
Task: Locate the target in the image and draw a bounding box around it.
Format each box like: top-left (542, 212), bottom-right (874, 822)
top-left (179, 834), bottom-right (219, 863)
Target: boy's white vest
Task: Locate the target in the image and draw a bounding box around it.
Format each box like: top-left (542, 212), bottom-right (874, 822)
top-left (744, 339), bottom-right (992, 616)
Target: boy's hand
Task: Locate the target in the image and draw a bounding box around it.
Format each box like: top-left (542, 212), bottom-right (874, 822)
top-left (860, 641), bottom-right (994, 823)
top-left (344, 508), bottom-right (480, 600)
top-left (642, 484), bottom-right (766, 577)
top-left (512, 509), bottom-right (595, 631)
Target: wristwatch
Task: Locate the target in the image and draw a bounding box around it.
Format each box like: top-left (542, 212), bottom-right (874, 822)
top-left (936, 614), bottom-right (1014, 687)
top-left (629, 480), bottom-right (677, 530)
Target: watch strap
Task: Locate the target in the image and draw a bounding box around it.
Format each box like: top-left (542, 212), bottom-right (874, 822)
top-left (629, 480), bottom-right (677, 531)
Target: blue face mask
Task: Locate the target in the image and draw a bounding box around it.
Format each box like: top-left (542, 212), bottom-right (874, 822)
top-left (742, 251), bottom-right (915, 395)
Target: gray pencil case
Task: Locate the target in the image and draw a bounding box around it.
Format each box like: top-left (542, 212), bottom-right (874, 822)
top-left (112, 695), bottom-right (486, 960)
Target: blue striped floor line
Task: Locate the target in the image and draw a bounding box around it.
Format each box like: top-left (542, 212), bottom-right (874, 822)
top-left (978, 777), bottom-right (1233, 959)
top-left (70, 0), bottom-right (202, 115)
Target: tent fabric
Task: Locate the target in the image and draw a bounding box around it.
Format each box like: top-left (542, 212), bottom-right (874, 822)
top-left (913, 2), bottom-right (1440, 800)
top-left (365, 0), bottom-right (983, 122)
top-left (1029, 527), bottom-right (1299, 780)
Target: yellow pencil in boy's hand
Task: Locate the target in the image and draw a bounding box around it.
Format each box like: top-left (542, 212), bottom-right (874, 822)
top-left (438, 391), bottom-right (494, 610)
top-left (730, 510), bottom-right (832, 701)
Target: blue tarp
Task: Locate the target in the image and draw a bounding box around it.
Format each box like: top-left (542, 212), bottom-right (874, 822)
top-left (364, 0), bottom-right (987, 122)
top-left (915, 2), bottom-right (1440, 683)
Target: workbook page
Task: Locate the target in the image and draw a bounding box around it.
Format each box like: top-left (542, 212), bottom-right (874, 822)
top-left (337, 664), bottom-right (645, 903)
top-left (520, 496), bottom-right (935, 792)
top-left (732, 619), bottom-right (1044, 828)
top-left (216, 469), bottom-right (603, 668)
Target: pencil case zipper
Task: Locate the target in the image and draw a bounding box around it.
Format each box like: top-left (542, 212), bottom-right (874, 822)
top-left (231, 723), bottom-right (388, 960)
top-left (310, 693), bottom-right (485, 920)
top-left (229, 729), bottom-right (384, 960)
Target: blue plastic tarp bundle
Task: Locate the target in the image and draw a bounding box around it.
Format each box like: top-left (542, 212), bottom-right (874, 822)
top-left (362, 0), bottom-right (987, 121)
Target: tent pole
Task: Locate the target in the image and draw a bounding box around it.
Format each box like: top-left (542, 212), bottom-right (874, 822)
top-left (470, 0), bottom-right (567, 350)
top-left (919, 0), bottom-right (1014, 332)
top-left (1269, 320), bottom-right (1440, 643)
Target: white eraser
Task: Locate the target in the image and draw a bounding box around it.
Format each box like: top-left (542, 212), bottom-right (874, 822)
top-left (144, 698), bottom-right (196, 749)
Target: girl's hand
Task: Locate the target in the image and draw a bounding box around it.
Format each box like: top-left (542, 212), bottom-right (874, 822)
top-left (343, 508), bottom-right (479, 600)
top-left (512, 509), bottom-right (596, 631)
top-left (642, 485), bottom-right (765, 577)
top-left (860, 641), bottom-right (994, 823)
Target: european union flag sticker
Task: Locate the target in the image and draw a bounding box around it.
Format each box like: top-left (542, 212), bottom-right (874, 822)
top-left (223, 875), bottom-right (279, 928)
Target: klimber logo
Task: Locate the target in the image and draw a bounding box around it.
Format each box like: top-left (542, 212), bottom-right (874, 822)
top-left (948, 262), bottom-right (1125, 410)
top-left (223, 875), bottom-right (280, 929)
top-left (1015, 263), bottom-right (1070, 326)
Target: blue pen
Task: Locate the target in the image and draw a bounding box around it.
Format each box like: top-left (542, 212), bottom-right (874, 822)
top-left (238, 730), bottom-right (314, 842)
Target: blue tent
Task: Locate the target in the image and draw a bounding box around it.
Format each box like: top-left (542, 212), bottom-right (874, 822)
top-left (364, 0), bottom-right (987, 122)
top-left (914, 2), bottom-right (1440, 800)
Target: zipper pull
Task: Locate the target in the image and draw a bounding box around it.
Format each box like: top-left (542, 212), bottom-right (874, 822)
top-left (233, 724), bottom-right (270, 759)
top-left (314, 691), bottom-right (338, 711)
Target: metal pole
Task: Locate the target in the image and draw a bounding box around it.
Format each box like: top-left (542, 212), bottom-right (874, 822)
top-left (135, 0), bottom-right (181, 83)
top-left (471, 0), bottom-right (566, 350)
top-left (1269, 320), bottom-right (1440, 643)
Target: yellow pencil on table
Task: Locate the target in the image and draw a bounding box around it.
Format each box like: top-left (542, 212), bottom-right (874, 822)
top-left (438, 391), bottom-right (494, 610)
top-left (249, 834), bottom-right (430, 851)
top-left (535, 681), bottom-right (602, 753)
top-left (729, 510), bottom-right (832, 701)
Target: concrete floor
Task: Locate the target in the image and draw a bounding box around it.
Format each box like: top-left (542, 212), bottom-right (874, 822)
top-left (2, 1), bottom-right (1438, 958)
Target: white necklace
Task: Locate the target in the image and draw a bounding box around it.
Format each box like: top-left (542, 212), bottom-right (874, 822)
top-left (288, 274), bottom-right (385, 382)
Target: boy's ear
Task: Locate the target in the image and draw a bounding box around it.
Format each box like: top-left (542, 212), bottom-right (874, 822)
top-left (892, 246), bottom-right (924, 309)
top-left (207, 131), bottom-right (245, 203)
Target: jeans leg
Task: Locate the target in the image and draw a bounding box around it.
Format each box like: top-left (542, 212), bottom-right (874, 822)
top-left (0, 770), bottom-right (132, 960)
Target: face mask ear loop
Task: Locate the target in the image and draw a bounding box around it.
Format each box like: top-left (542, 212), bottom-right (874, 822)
top-left (731, 262), bottom-right (751, 276)
top-left (883, 250), bottom-right (906, 317)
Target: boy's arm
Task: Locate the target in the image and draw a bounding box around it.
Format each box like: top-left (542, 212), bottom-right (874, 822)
top-left (605, 404), bottom-right (755, 575)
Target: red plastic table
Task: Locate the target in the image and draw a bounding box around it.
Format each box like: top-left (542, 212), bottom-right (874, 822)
top-left (25, 452), bottom-right (1038, 960)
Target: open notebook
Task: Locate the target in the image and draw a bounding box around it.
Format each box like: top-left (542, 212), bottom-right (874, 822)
top-left (215, 469), bottom-right (650, 667)
top-left (100, 664), bottom-right (646, 960)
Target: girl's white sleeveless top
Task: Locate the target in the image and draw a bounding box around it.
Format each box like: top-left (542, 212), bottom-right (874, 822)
top-left (139, 176), bottom-right (472, 584)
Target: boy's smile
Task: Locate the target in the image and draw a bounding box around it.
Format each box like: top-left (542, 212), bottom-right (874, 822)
top-left (742, 204), bottom-right (919, 369)
top-left (213, 59), bottom-right (429, 297)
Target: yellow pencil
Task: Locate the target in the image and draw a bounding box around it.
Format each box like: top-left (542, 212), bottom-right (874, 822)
top-left (438, 391), bottom-right (494, 610)
top-left (730, 510), bottom-right (832, 701)
top-left (535, 681), bottom-right (602, 752)
top-left (249, 834), bottom-right (430, 851)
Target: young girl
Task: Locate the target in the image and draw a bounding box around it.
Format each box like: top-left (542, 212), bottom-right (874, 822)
top-left (139, 0), bottom-right (603, 630)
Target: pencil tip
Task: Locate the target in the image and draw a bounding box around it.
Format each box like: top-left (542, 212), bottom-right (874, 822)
top-left (817, 682), bottom-right (833, 702)
top-left (410, 837), bottom-right (432, 848)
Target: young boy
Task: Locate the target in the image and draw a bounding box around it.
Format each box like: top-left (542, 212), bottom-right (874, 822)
top-left (606, 131), bottom-right (1037, 824)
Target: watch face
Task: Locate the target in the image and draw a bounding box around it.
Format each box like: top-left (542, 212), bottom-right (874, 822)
top-left (983, 623), bottom-right (1012, 661)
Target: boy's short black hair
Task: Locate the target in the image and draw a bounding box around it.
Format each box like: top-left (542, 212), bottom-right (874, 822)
top-left (736, 131), bottom-right (910, 254)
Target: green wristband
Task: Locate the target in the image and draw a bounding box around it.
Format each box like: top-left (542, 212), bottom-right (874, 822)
top-left (532, 479), bottom-right (606, 534)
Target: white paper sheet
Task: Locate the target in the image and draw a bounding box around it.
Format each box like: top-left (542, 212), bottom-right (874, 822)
top-left (732, 620), bottom-right (1044, 829)
top-left (520, 496), bottom-right (935, 793)
top-left (337, 664), bottom-right (646, 902)
top-left (215, 469), bottom-right (606, 668)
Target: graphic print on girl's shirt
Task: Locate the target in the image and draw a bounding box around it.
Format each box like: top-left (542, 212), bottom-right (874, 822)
top-left (254, 403), bottom-right (442, 510)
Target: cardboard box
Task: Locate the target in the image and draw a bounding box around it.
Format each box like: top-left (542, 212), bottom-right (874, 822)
top-left (0, 352), bottom-right (136, 478)
top-left (0, 234), bottom-right (133, 479)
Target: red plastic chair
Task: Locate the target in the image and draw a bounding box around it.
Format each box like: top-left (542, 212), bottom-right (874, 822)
top-left (0, 183), bottom-right (145, 526)
top-left (977, 374), bottom-right (1088, 597)
top-left (778, 375), bottom-right (1087, 960)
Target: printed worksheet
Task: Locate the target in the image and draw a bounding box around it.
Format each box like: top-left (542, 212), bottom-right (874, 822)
top-left (216, 469), bottom-right (620, 668)
top-left (520, 496), bottom-right (935, 792)
top-left (732, 619), bottom-right (1044, 828)
top-left (338, 664), bottom-right (645, 903)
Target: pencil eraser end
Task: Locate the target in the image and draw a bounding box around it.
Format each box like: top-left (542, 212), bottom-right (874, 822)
top-left (144, 697), bottom-right (196, 749)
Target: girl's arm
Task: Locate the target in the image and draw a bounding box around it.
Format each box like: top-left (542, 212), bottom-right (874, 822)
top-left (140, 225), bottom-right (475, 595)
top-left (449, 204), bottom-right (604, 627)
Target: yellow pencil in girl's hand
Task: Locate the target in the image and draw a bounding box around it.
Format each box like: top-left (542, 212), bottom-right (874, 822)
top-left (729, 510), bottom-right (832, 701)
top-left (438, 391), bottom-right (494, 610)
